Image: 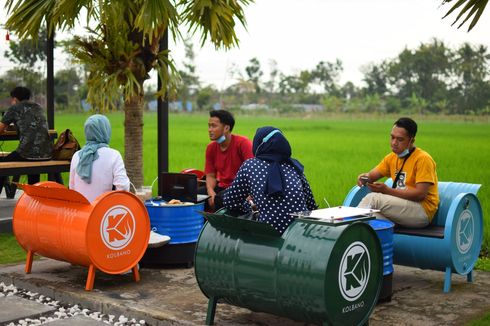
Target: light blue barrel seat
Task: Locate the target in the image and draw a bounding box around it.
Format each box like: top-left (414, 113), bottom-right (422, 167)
top-left (343, 180), bottom-right (483, 293)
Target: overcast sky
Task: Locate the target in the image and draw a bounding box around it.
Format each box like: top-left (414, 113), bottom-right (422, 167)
top-left (1, 0), bottom-right (490, 90)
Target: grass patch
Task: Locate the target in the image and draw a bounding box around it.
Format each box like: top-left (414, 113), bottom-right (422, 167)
top-left (467, 312), bottom-right (490, 326)
top-left (0, 233), bottom-right (27, 264)
top-left (475, 256), bottom-right (490, 272)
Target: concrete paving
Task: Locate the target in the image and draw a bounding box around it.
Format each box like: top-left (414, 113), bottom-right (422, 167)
top-left (0, 295), bottom-right (57, 324)
top-left (0, 297), bottom-right (109, 326)
top-left (0, 258), bottom-right (489, 326)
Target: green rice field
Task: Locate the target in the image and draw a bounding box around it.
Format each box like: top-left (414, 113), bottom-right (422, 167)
top-left (2, 112), bottom-right (489, 253)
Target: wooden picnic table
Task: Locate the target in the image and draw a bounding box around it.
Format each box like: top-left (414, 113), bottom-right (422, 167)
top-left (0, 129), bottom-right (68, 198)
top-left (0, 129), bottom-right (58, 141)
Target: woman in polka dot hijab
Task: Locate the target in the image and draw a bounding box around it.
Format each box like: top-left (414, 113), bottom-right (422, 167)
top-left (223, 126), bottom-right (317, 234)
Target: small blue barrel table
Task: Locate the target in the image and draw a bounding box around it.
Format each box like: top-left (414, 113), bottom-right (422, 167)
top-left (367, 220), bottom-right (394, 302)
top-left (141, 200), bottom-right (205, 267)
top-left (145, 200), bottom-right (205, 244)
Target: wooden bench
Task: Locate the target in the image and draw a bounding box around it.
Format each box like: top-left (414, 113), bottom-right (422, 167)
top-left (343, 180), bottom-right (483, 293)
top-left (0, 160), bottom-right (71, 199)
top-left (0, 129), bottom-right (58, 141)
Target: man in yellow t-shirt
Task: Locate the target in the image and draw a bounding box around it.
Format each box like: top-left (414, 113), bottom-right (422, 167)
top-left (357, 117), bottom-right (439, 228)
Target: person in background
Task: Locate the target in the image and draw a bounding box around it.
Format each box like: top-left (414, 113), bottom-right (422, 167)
top-left (69, 114), bottom-right (168, 247)
top-left (202, 110), bottom-right (254, 211)
top-left (0, 86), bottom-right (53, 189)
top-left (223, 126), bottom-right (317, 234)
top-left (357, 117), bottom-right (439, 228)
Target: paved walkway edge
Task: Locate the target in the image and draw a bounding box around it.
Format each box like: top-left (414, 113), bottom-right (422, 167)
top-left (0, 271), bottom-right (189, 326)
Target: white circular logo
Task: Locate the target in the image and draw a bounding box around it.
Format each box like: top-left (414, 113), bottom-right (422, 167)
top-left (339, 241), bottom-right (371, 302)
top-left (100, 205), bottom-right (136, 250)
top-left (456, 209), bottom-right (474, 254)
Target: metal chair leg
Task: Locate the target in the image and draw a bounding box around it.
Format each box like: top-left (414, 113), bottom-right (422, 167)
top-left (444, 266), bottom-right (452, 293)
top-left (206, 296), bottom-right (218, 325)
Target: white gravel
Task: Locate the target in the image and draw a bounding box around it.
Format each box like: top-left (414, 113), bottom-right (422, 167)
top-left (0, 282), bottom-right (147, 325)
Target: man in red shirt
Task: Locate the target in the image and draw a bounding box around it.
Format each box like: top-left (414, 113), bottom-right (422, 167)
top-left (204, 110), bottom-right (253, 210)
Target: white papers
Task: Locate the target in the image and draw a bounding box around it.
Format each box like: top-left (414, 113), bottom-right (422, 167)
top-left (296, 206), bottom-right (379, 220)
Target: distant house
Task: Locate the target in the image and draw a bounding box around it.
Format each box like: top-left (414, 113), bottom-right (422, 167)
top-left (237, 103), bottom-right (323, 112)
top-left (147, 100), bottom-right (157, 112)
top-left (293, 104), bottom-right (324, 112)
top-left (80, 97), bottom-right (124, 111)
top-left (240, 103), bottom-right (270, 110)
top-left (80, 99), bottom-right (91, 112)
top-left (148, 100), bottom-right (193, 112)
top-left (212, 102), bottom-right (222, 111)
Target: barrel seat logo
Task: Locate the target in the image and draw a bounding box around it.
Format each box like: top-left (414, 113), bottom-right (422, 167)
top-left (339, 241), bottom-right (370, 302)
top-left (456, 209), bottom-right (474, 254)
top-left (100, 205), bottom-right (136, 250)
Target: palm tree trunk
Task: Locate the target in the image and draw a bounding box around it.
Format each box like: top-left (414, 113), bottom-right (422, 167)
top-left (124, 92), bottom-right (144, 189)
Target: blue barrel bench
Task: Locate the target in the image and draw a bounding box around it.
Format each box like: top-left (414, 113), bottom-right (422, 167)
top-left (343, 180), bottom-right (483, 293)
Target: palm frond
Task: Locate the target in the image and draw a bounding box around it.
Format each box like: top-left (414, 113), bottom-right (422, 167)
top-left (5, 0), bottom-right (56, 39)
top-left (180, 0), bottom-right (254, 49)
top-left (51, 0), bottom-right (95, 31)
top-left (5, 0), bottom-right (95, 38)
top-left (154, 50), bottom-right (181, 100)
top-left (134, 0), bottom-right (180, 42)
top-left (442, 0), bottom-right (489, 31)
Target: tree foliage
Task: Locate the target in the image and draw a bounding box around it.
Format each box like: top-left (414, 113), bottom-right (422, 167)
top-left (5, 0), bottom-right (253, 109)
top-left (245, 57), bottom-right (263, 94)
top-left (388, 39), bottom-right (452, 112)
top-left (4, 32), bottom-right (490, 117)
top-left (449, 43), bottom-right (490, 113)
top-left (5, 0), bottom-right (253, 188)
top-left (176, 38), bottom-right (200, 108)
top-left (362, 62), bottom-right (389, 96)
top-left (4, 28), bottom-right (48, 68)
top-left (311, 59), bottom-right (343, 94)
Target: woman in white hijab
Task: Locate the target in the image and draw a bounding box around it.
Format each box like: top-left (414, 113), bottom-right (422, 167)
top-left (69, 114), bottom-right (129, 202)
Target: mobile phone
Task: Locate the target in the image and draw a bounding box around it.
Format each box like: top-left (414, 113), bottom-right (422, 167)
top-left (360, 176), bottom-right (370, 185)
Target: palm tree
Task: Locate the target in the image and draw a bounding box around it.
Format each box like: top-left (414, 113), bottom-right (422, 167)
top-left (442, 0), bottom-right (489, 31)
top-left (5, 0), bottom-right (252, 188)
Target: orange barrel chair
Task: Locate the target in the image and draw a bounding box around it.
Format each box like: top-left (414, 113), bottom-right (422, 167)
top-left (13, 181), bottom-right (150, 291)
